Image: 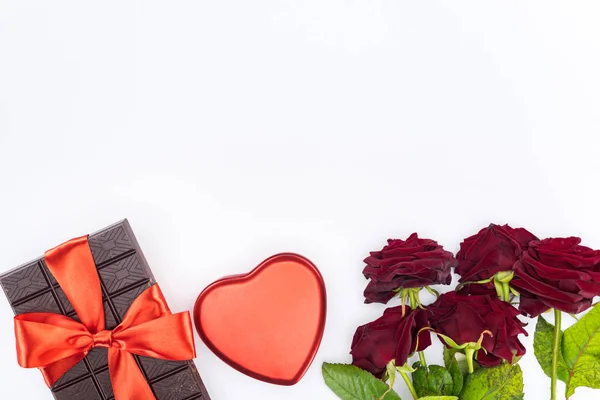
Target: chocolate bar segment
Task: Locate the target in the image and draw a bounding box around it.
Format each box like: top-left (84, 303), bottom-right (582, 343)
top-left (0, 220), bottom-right (210, 400)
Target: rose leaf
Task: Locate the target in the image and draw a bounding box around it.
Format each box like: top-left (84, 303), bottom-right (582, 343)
top-left (322, 363), bottom-right (402, 400)
top-left (443, 349), bottom-right (465, 395)
top-left (533, 316), bottom-right (568, 382)
top-left (460, 363), bottom-right (524, 400)
top-left (560, 304), bottom-right (600, 398)
top-left (412, 364), bottom-right (455, 397)
top-left (417, 397), bottom-right (459, 400)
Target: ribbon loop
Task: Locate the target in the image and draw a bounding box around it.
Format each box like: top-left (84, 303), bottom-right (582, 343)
top-left (13, 237), bottom-right (196, 400)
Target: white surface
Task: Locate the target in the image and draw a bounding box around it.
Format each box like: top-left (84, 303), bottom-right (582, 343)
top-left (1, 1), bottom-right (600, 399)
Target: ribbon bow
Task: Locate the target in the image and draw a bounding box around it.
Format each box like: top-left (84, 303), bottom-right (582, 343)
top-left (13, 236), bottom-right (196, 400)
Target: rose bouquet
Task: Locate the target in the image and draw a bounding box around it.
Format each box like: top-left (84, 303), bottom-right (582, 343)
top-left (323, 224), bottom-right (600, 400)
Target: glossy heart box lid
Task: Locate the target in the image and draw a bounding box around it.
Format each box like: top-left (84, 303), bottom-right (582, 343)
top-left (194, 253), bottom-right (327, 385)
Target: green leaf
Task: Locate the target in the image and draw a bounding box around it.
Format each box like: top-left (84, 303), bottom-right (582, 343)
top-left (443, 349), bottom-right (465, 395)
top-left (460, 363), bottom-right (524, 400)
top-left (322, 363), bottom-right (402, 400)
top-left (418, 397), bottom-right (459, 400)
top-left (412, 364), bottom-right (455, 398)
top-left (534, 307), bottom-right (600, 398)
top-left (533, 316), bottom-right (568, 382)
top-left (444, 348), bottom-right (472, 376)
top-left (561, 304), bottom-right (600, 398)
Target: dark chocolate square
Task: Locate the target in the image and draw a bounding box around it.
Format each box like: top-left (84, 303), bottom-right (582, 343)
top-left (103, 301), bottom-right (119, 330)
top-left (97, 254), bottom-right (150, 295)
top-left (13, 291), bottom-right (61, 315)
top-left (53, 378), bottom-right (103, 400)
top-left (140, 356), bottom-right (188, 381)
top-left (86, 348), bottom-right (109, 371)
top-left (110, 281), bottom-right (153, 320)
top-left (52, 359), bottom-right (89, 389)
top-left (55, 287), bottom-right (75, 314)
top-left (0, 220), bottom-right (210, 400)
top-left (152, 368), bottom-right (204, 400)
top-left (0, 260), bottom-right (48, 304)
top-left (95, 369), bottom-right (114, 399)
top-left (41, 259), bottom-right (58, 286)
top-left (88, 224), bottom-right (134, 265)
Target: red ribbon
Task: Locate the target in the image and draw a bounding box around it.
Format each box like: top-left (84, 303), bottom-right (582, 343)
top-left (13, 236), bottom-right (196, 400)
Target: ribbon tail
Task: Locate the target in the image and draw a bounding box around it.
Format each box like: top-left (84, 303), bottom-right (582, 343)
top-left (44, 236), bottom-right (105, 332)
top-left (108, 348), bottom-right (156, 400)
top-left (40, 353), bottom-right (87, 387)
top-left (14, 313), bottom-right (93, 387)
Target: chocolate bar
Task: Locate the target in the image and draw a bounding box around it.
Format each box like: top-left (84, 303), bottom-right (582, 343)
top-left (0, 220), bottom-right (211, 400)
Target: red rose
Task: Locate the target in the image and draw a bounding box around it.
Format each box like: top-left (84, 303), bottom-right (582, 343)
top-left (363, 234), bottom-right (456, 304)
top-left (455, 224), bottom-right (538, 288)
top-left (351, 307), bottom-right (431, 378)
top-left (428, 292), bottom-right (527, 367)
top-left (512, 237), bottom-right (600, 317)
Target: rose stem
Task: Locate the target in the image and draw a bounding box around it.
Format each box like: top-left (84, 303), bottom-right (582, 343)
top-left (464, 348), bottom-right (475, 374)
top-left (408, 290), bottom-right (427, 367)
top-left (398, 370), bottom-right (419, 400)
top-left (551, 309), bottom-right (561, 400)
top-left (502, 282), bottom-right (510, 303)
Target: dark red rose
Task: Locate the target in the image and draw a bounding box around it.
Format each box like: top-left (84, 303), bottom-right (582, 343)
top-left (455, 224), bottom-right (538, 294)
top-left (351, 307), bottom-right (431, 378)
top-left (363, 234), bottom-right (456, 304)
top-left (512, 237), bottom-right (600, 317)
top-left (428, 292), bottom-right (527, 367)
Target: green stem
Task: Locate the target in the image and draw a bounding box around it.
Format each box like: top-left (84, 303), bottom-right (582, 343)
top-left (551, 309), bottom-right (561, 400)
top-left (464, 348), bottom-right (475, 374)
top-left (408, 289), bottom-right (427, 367)
top-left (398, 370), bottom-right (418, 400)
top-left (418, 351), bottom-right (427, 368)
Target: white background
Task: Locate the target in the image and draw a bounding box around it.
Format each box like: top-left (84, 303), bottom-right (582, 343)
top-left (1, 1), bottom-right (599, 399)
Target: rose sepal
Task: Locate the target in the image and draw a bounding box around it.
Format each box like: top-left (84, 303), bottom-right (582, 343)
top-left (434, 330), bottom-right (493, 373)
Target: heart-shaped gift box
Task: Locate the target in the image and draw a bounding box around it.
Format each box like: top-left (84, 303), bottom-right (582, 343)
top-left (194, 253), bottom-right (326, 385)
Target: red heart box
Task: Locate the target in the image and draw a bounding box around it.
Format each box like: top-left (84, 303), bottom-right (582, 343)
top-left (194, 253), bottom-right (327, 385)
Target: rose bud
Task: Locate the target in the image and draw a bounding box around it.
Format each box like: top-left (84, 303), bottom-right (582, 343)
top-left (363, 234), bottom-right (456, 304)
top-left (428, 292), bottom-right (527, 372)
top-left (512, 237), bottom-right (600, 317)
top-left (455, 224), bottom-right (538, 297)
top-left (351, 307), bottom-right (431, 378)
